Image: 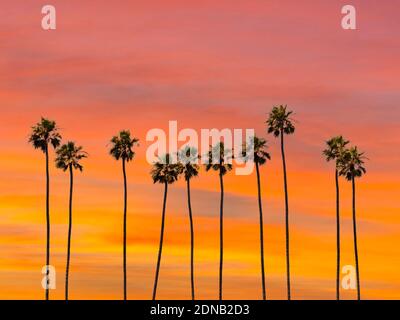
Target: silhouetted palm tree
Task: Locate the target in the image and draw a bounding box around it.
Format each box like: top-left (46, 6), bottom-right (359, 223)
top-left (338, 146), bottom-right (366, 300)
top-left (109, 130), bottom-right (139, 300)
top-left (28, 117), bottom-right (61, 300)
top-left (205, 142), bottom-right (233, 300)
top-left (55, 141), bottom-right (87, 301)
top-left (323, 136), bottom-right (349, 300)
top-left (151, 154), bottom-right (181, 300)
top-left (178, 146), bottom-right (200, 300)
top-left (243, 136), bottom-right (271, 300)
top-left (266, 105), bottom-right (295, 300)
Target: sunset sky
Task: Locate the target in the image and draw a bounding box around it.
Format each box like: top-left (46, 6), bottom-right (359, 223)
top-left (0, 0), bottom-right (399, 300)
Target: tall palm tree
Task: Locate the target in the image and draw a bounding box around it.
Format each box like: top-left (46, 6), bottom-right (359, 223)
top-left (243, 136), bottom-right (271, 300)
top-left (205, 142), bottom-right (233, 300)
top-left (323, 136), bottom-right (349, 300)
top-left (151, 153), bottom-right (181, 300)
top-left (338, 146), bottom-right (366, 300)
top-left (178, 146), bottom-right (200, 300)
top-left (28, 117), bottom-right (61, 300)
top-left (55, 141), bottom-right (87, 301)
top-left (109, 130), bottom-right (139, 300)
top-left (266, 105), bottom-right (295, 300)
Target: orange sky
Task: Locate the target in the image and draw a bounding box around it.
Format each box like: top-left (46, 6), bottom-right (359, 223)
top-left (0, 0), bottom-right (400, 300)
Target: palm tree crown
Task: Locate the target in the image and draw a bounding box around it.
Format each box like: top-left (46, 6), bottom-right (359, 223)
top-left (151, 154), bottom-right (181, 184)
top-left (323, 136), bottom-right (349, 164)
top-left (338, 147), bottom-right (367, 181)
top-left (178, 146), bottom-right (200, 181)
top-left (29, 117), bottom-right (61, 151)
top-left (266, 105), bottom-right (295, 137)
top-left (109, 130), bottom-right (139, 162)
top-left (242, 136), bottom-right (271, 165)
top-left (205, 142), bottom-right (233, 175)
top-left (55, 142), bottom-right (87, 172)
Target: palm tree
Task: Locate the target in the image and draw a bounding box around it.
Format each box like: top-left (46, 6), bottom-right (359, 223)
top-left (178, 146), bottom-right (200, 300)
top-left (323, 136), bottom-right (349, 300)
top-left (28, 117), bottom-right (61, 300)
top-left (55, 141), bottom-right (87, 301)
top-left (151, 153), bottom-right (181, 300)
top-left (338, 146), bottom-right (366, 300)
top-left (243, 136), bottom-right (271, 300)
top-left (205, 142), bottom-right (233, 300)
top-left (266, 105), bottom-right (295, 300)
top-left (109, 130), bottom-right (139, 300)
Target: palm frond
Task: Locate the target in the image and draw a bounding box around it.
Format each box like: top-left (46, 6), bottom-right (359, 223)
top-left (28, 118), bottom-right (62, 152)
top-left (338, 146), bottom-right (367, 180)
top-left (242, 136), bottom-right (271, 166)
top-left (55, 141), bottom-right (87, 172)
top-left (204, 142), bottom-right (233, 176)
top-left (109, 130), bottom-right (139, 162)
top-left (151, 153), bottom-right (182, 184)
top-left (178, 146), bottom-right (200, 181)
top-left (266, 105), bottom-right (295, 137)
top-left (323, 135), bottom-right (349, 165)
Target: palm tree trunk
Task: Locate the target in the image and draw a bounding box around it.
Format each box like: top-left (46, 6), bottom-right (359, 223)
top-left (256, 162), bottom-right (266, 300)
top-left (45, 145), bottom-right (50, 300)
top-left (122, 158), bottom-right (128, 300)
top-left (65, 165), bottom-right (74, 300)
top-left (153, 182), bottom-right (168, 300)
top-left (335, 169), bottom-right (340, 300)
top-left (280, 130), bottom-right (291, 300)
top-left (186, 179), bottom-right (195, 300)
top-left (352, 177), bottom-right (361, 300)
top-left (219, 170), bottom-right (224, 300)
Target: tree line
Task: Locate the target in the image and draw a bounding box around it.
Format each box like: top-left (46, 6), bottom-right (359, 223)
top-left (28, 105), bottom-right (366, 301)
